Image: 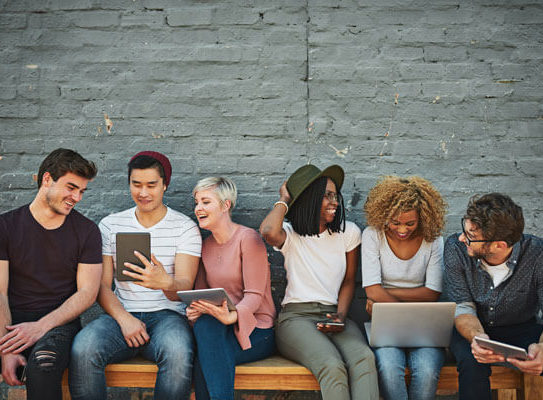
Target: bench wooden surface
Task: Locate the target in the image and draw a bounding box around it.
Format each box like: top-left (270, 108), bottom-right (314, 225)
top-left (60, 355), bottom-right (543, 399)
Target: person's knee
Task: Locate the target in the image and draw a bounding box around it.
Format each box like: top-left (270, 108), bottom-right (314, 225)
top-left (317, 357), bottom-right (348, 380)
top-left (26, 349), bottom-right (62, 376)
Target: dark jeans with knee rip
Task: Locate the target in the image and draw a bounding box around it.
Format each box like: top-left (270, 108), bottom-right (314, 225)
top-left (11, 310), bottom-right (81, 400)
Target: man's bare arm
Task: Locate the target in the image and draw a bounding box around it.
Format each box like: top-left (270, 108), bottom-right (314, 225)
top-left (455, 313), bottom-right (485, 343)
top-left (98, 255), bottom-right (150, 348)
top-left (122, 252), bottom-right (200, 301)
top-left (0, 260), bottom-right (11, 337)
top-left (0, 262), bottom-right (102, 354)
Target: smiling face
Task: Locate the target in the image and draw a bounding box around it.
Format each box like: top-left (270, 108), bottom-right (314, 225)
top-left (386, 209), bottom-right (419, 241)
top-left (43, 172), bottom-right (89, 215)
top-left (194, 188), bottom-right (230, 230)
top-left (129, 167), bottom-right (166, 214)
top-left (320, 178), bottom-right (339, 227)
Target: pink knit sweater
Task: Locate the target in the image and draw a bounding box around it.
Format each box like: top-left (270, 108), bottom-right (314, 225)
top-left (195, 225), bottom-right (276, 350)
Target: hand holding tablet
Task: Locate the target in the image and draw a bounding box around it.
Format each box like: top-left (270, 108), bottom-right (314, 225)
top-left (177, 288), bottom-right (236, 311)
top-left (474, 336), bottom-right (529, 361)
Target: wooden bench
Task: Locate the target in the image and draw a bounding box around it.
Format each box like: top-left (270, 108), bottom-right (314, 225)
top-left (60, 355), bottom-right (543, 400)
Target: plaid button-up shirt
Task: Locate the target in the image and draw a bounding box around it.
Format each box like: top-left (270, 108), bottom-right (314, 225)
top-left (444, 233), bottom-right (543, 329)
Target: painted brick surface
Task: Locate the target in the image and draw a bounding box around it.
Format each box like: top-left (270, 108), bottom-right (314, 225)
top-left (0, 1), bottom-right (541, 398)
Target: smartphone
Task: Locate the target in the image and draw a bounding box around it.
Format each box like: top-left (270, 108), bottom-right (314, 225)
top-left (16, 364), bottom-right (26, 383)
top-left (316, 319), bottom-right (345, 327)
top-left (115, 232), bottom-right (151, 282)
top-left (474, 336), bottom-right (528, 361)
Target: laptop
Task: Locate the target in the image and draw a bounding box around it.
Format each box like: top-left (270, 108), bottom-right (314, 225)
top-left (364, 302), bottom-right (456, 347)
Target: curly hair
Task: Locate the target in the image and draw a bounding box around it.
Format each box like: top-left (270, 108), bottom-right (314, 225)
top-left (364, 176), bottom-right (447, 242)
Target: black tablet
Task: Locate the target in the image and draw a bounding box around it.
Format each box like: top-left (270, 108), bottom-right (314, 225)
top-left (115, 232), bottom-right (151, 282)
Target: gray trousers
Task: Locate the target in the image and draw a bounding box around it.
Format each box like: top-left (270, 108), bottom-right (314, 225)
top-left (276, 302), bottom-right (379, 400)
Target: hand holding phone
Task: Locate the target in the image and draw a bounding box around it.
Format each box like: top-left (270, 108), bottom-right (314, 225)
top-left (316, 313), bottom-right (345, 333)
top-left (16, 364), bottom-right (26, 383)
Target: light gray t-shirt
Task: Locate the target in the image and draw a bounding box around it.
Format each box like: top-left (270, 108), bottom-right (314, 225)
top-left (361, 226), bottom-right (443, 292)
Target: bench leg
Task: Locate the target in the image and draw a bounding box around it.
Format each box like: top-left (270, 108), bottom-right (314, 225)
top-left (495, 388), bottom-right (517, 400)
top-left (522, 374), bottom-right (543, 400)
top-left (62, 384), bottom-right (72, 400)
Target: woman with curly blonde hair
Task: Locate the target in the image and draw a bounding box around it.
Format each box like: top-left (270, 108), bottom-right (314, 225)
top-left (362, 176), bottom-right (447, 400)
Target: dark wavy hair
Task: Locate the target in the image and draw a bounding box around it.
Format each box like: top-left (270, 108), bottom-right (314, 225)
top-left (286, 176), bottom-right (345, 236)
top-left (37, 148), bottom-right (97, 188)
top-left (465, 193), bottom-right (524, 247)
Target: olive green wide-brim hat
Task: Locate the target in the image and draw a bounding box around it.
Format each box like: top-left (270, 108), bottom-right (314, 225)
top-left (286, 164), bottom-right (344, 207)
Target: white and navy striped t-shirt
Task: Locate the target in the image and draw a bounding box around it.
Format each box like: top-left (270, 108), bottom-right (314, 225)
top-left (99, 206), bottom-right (202, 313)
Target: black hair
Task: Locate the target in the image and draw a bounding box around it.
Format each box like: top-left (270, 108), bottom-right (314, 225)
top-left (37, 148), bottom-right (97, 188)
top-left (465, 193), bottom-right (524, 247)
top-left (286, 176), bottom-right (346, 236)
top-left (127, 155), bottom-right (166, 185)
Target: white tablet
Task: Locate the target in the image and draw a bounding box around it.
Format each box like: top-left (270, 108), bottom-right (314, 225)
top-left (177, 288), bottom-right (236, 311)
top-left (474, 336), bottom-right (528, 361)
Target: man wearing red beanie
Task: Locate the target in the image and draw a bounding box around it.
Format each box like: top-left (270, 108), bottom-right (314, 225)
top-left (69, 151), bottom-right (202, 400)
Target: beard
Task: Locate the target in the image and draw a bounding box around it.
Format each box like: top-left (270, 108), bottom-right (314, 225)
top-left (467, 243), bottom-right (492, 260)
top-left (45, 191), bottom-right (72, 216)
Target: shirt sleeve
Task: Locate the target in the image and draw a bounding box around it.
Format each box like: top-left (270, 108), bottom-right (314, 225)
top-left (424, 237), bottom-right (444, 292)
top-left (345, 222), bottom-right (362, 252)
top-left (79, 221), bottom-right (103, 264)
top-left (0, 215), bottom-right (8, 260)
top-left (274, 222), bottom-right (292, 254)
top-left (194, 260), bottom-right (209, 290)
top-left (98, 218), bottom-right (113, 256)
top-left (361, 227), bottom-right (383, 287)
top-left (443, 234), bottom-right (477, 317)
top-left (175, 219), bottom-right (202, 257)
top-left (234, 229), bottom-right (270, 350)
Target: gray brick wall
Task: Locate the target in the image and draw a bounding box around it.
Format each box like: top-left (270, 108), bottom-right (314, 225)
top-left (0, 1), bottom-right (541, 398)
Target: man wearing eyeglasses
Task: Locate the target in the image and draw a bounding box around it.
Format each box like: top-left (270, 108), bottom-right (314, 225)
top-left (443, 193), bottom-right (543, 400)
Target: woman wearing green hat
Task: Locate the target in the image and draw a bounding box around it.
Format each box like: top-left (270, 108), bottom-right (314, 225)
top-left (260, 164), bottom-right (378, 400)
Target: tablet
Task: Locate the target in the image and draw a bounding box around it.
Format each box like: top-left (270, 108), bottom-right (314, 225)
top-left (177, 288), bottom-right (236, 311)
top-left (115, 232), bottom-right (151, 282)
top-left (474, 336), bottom-right (529, 360)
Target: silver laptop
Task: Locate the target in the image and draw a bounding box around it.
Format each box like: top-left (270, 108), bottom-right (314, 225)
top-left (364, 302), bottom-right (456, 347)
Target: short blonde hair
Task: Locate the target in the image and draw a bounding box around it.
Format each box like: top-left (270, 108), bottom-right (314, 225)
top-left (192, 177), bottom-right (237, 211)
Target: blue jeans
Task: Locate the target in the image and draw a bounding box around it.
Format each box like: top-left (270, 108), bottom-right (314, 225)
top-left (11, 310), bottom-right (80, 400)
top-left (450, 319), bottom-right (543, 400)
top-left (69, 310), bottom-right (194, 400)
top-left (374, 346), bottom-right (445, 400)
top-left (193, 315), bottom-right (275, 400)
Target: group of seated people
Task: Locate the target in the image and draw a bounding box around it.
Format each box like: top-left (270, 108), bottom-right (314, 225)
top-left (0, 148), bottom-right (541, 400)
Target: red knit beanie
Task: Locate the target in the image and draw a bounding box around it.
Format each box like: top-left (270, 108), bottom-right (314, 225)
top-left (130, 151), bottom-right (172, 187)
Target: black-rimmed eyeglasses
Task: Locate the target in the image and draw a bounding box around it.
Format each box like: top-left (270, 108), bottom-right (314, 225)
top-left (324, 191), bottom-right (340, 203)
top-left (461, 218), bottom-right (494, 246)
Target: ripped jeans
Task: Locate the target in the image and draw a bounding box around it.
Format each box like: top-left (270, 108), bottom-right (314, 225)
top-left (11, 310), bottom-right (81, 400)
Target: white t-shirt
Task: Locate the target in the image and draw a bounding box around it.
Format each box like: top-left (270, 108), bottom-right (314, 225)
top-left (481, 260), bottom-right (511, 288)
top-left (99, 206), bottom-right (202, 313)
top-left (276, 221), bottom-right (362, 306)
top-left (361, 226), bottom-right (443, 292)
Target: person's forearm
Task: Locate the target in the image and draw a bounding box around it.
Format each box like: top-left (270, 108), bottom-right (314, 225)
top-left (386, 287), bottom-right (440, 302)
top-left (259, 202), bottom-right (288, 244)
top-left (0, 295), bottom-right (12, 336)
top-left (365, 284), bottom-right (400, 302)
top-left (336, 279), bottom-right (355, 318)
top-left (38, 286), bottom-right (97, 332)
top-left (98, 285), bottom-right (133, 322)
top-left (162, 276), bottom-right (194, 301)
top-left (455, 313), bottom-right (485, 342)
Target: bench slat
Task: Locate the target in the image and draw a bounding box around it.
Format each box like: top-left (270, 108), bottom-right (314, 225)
top-left (60, 355), bottom-right (541, 399)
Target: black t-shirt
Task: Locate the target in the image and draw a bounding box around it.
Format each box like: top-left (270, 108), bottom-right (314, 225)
top-left (0, 205), bottom-right (102, 313)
